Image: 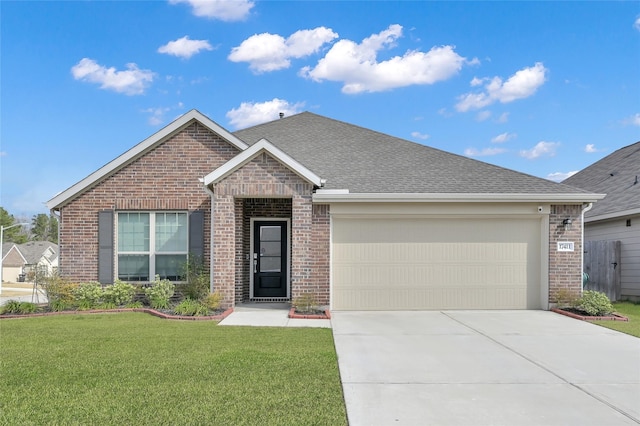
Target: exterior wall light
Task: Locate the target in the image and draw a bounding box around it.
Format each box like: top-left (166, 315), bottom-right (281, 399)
top-left (562, 218), bottom-right (572, 230)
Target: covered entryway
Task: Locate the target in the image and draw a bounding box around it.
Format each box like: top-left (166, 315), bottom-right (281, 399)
top-left (332, 210), bottom-right (545, 310)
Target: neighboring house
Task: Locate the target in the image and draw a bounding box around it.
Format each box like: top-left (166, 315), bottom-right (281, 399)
top-left (19, 241), bottom-right (59, 279)
top-left (46, 110), bottom-right (602, 311)
top-left (2, 243), bottom-right (27, 282)
top-left (564, 141), bottom-right (640, 301)
top-left (1, 241), bottom-right (58, 282)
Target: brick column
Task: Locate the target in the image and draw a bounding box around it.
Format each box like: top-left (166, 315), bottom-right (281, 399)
top-left (291, 194), bottom-right (313, 300)
top-left (212, 194), bottom-right (236, 308)
top-left (311, 204), bottom-right (330, 306)
top-left (548, 204), bottom-right (583, 304)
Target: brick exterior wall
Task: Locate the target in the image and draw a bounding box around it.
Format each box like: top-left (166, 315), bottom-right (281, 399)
top-left (57, 122), bottom-right (240, 282)
top-left (548, 204), bottom-right (583, 303)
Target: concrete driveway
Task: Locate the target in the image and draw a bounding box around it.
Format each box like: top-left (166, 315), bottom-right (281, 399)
top-left (331, 310), bottom-right (640, 426)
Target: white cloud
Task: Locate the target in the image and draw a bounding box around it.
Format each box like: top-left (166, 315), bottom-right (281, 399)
top-left (464, 147), bottom-right (507, 157)
top-left (476, 110), bottom-right (491, 121)
top-left (229, 27), bottom-right (338, 73)
top-left (158, 36), bottom-right (214, 59)
top-left (169, 0), bottom-right (254, 21)
top-left (143, 107), bottom-right (170, 126)
top-left (585, 144), bottom-right (598, 153)
top-left (0, 151), bottom-right (7, 157)
top-left (470, 76), bottom-right (484, 87)
top-left (519, 141), bottom-right (559, 159)
top-left (496, 112), bottom-right (509, 123)
top-left (411, 131), bottom-right (430, 140)
top-left (491, 132), bottom-right (516, 143)
top-left (547, 171), bottom-right (578, 182)
top-left (634, 16), bottom-right (640, 31)
top-left (301, 24), bottom-right (466, 94)
top-left (622, 113), bottom-right (640, 126)
top-left (226, 98), bottom-right (304, 129)
top-left (143, 103), bottom-right (185, 126)
top-left (71, 58), bottom-right (154, 95)
top-left (456, 62), bottom-right (548, 112)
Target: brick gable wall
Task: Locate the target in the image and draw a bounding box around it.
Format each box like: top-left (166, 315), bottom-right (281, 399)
top-left (58, 122), bottom-right (240, 281)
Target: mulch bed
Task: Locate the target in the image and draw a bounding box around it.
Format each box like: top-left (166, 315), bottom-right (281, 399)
top-left (288, 307), bottom-right (331, 319)
top-left (0, 307), bottom-right (234, 321)
top-left (552, 307), bottom-right (628, 322)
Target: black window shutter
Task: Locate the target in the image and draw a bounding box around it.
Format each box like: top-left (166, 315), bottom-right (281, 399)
top-left (189, 210), bottom-right (205, 258)
top-left (98, 210), bottom-right (114, 285)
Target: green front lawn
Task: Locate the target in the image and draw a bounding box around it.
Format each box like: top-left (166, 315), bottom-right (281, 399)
top-left (593, 301), bottom-right (640, 338)
top-left (0, 313), bottom-right (347, 425)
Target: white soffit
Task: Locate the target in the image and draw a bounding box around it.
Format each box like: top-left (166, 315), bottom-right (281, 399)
top-left (203, 138), bottom-right (323, 187)
top-left (46, 110), bottom-right (248, 210)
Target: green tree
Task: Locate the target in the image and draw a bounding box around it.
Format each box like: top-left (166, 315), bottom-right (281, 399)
top-left (0, 207), bottom-right (28, 244)
top-left (30, 213), bottom-right (58, 243)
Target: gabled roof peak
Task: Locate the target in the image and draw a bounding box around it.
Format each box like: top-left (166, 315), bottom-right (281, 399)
top-left (47, 110), bottom-right (248, 210)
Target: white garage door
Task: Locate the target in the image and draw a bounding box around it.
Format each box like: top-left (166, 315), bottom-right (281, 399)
top-left (332, 217), bottom-right (542, 310)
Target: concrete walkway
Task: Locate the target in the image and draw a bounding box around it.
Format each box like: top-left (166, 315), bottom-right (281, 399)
top-left (332, 310), bottom-right (640, 426)
top-left (218, 302), bottom-right (331, 328)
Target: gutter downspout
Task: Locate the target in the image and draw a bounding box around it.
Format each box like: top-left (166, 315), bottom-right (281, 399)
top-left (581, 202), bottom-right (593, 292)
top-left (200, 179), bottom-right (216, 293)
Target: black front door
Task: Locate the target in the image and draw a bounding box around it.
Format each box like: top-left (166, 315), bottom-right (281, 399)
top-left (253, 220), bottom-right (287, 298)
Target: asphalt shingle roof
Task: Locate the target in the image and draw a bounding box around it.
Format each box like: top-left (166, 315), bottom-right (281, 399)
top-left (17, 241), bottom-right (59, 264)
top-left (563, 141), bottom-right (640, 218)
top-left (234, 112), bottom-right (592, 195)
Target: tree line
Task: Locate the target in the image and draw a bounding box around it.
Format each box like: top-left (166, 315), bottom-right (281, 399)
top-left (1, 207), bottom-right (58, 244)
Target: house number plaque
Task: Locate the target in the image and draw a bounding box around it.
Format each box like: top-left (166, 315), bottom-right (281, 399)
top-left (557, 242), bottom-right (575, 252)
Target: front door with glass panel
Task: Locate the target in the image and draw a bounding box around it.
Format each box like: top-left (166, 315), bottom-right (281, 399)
top-left (253, 220), bottom-right (288, 298)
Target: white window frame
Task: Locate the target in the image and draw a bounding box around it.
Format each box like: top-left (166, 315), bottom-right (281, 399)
top-left (115, 211), bottom-right (189, 282)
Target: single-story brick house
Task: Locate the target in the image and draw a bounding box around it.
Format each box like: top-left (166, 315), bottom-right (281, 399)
top-left (47, 109), bottom-right (603, 310)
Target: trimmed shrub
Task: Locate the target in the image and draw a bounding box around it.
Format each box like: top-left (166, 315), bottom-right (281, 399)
top-left (1, 300), bottom-right (38, 315)
top-left (204, 291), bottom-right (223, 311)
top-left (41, 274), bottom-right (78, 309)
top-left (173, 298), bottom-right (208, 316)
top-left (144, 275), bottom-right (175, 309)
top-left (180, 255), bottom-right (210, 301)
top-left (73, 282), bottom-right (103, 310)
top-left (103, 280), bottom-right (136, 306)
top-left (292, 293), bottom-right (320, 314)
top-left (577, 290), bottom-right (614, 316)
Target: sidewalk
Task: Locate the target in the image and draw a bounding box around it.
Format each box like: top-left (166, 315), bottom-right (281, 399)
top-left (218, 302), bottom-right (331, 328)
top-left (0, 284), bottom-right (48, 305)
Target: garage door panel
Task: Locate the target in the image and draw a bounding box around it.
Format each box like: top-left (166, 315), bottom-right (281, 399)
top-left (333, 286), bottom-right (528, 310)
top-left (332, 218), bottom-right (541, 310)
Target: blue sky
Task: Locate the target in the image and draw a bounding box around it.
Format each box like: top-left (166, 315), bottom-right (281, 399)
top-left (1, 0), bottom-right (639, 217)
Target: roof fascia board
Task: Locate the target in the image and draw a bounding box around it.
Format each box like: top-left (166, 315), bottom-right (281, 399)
top-left (204, 138), bottom-right (323, 187)
top-left (585, 207), bottom-right (640, 223)
top-left (312, 192), bottom-right (606, 203)
top-left (46, 110), bottom-right (248, 210)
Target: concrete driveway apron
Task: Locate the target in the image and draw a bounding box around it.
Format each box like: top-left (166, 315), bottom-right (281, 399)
top-left (331, 310), bottom-right (640, 426)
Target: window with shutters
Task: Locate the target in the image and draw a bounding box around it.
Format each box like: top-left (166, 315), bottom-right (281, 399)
top-left (116, 212), bottom-right (188, 281)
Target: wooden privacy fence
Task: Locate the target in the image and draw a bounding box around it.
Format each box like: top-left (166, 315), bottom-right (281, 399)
top-left (583, 240), bottom-right (621, 301)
